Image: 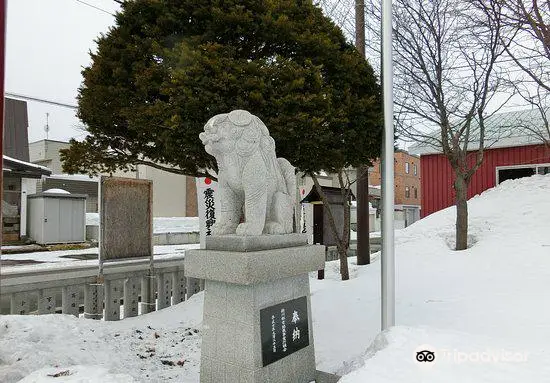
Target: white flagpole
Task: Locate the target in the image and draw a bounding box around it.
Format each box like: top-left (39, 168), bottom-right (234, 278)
top-left (381, 0), bottom-right (396, 330)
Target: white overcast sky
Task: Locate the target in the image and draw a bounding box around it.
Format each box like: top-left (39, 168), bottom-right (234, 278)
top-left (6, 0), bottom-right (120, 143)
top-left (5, 0), bottom-right (538, 147)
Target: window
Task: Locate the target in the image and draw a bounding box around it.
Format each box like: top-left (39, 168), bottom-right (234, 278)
top-left (413, 164), bottom-right (417, 176)
top-left (405, 186), bottom-right (410, 198)
top-left (496, 163), bottom-right (550, 184)
top-left (405, 162), bottom-right (410, 174)
top-left (414, 187), bottom-right (418, 199)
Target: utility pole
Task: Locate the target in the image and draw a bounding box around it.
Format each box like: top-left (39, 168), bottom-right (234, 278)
top-left (0, 0), bottom-right (6, 252)
top-left (381, 0), bottom-right (396, 330)
top-left (355, 0), bottom-right (371, 265)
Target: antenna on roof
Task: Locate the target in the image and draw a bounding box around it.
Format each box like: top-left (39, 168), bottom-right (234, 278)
top-left (44, 112), bottom-right (50, 139)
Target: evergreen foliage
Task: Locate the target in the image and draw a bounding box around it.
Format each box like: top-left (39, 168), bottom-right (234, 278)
top-left (61, 0), bottom-right (382, 177)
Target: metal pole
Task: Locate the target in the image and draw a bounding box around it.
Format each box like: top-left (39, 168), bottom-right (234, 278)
top-left (381, 0), bottom-right (395, 330)
top-left (0, 0), bottom-right (7, 255)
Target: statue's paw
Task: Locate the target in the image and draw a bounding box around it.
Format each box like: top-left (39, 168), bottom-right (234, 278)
top-left (236, 222), bottom-right (263, 236)
top-left (265, 222), bottom-right (284, 234)
top-left (211, 222), bottom-right (236, 235)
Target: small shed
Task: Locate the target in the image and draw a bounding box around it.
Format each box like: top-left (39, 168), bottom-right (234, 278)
top-left (27, 189), bottom-right (87, 245)
top-left (301, 186), bottom-right (355, 246)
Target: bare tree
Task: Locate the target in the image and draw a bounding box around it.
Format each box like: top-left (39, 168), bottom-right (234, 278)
top-left (482, 0), bottom-right (550, 145)
top-left (497, 0), bottom-right (549, 92)
top-left (364, 0), bottom-right (508, 250)
top-left (510, 83), bottom-right (550, 146)
top-left (309, 169), bottom-right (359, 280)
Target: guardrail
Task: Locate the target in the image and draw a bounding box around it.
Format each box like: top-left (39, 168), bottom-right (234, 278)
top-left (0, 255), bottom-right (199, 319)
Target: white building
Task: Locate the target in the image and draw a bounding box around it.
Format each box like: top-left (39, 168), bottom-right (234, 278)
top-left (29, 139), bottom-right (197, 217)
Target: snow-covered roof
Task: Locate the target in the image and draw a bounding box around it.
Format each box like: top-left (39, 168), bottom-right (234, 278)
top-left (43, 188), bottom-right (71, 195)
top-left (3, 155), bottom-right (52, 177)
top-left (3, 155), bottom-right (51, 172)
top-left (409, 108), bottom-right (549, 156)
top-left (49, 174), bottom-right (99, 182)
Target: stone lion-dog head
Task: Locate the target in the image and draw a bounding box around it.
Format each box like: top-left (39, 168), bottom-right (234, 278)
top-left (200, 110), bottom-right (296, 236)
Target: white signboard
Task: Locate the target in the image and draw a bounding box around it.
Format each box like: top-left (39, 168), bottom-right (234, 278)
top-left (196, 177), bottom-right (219, 249)
top-left (299, 187), bottom-right (314, 244)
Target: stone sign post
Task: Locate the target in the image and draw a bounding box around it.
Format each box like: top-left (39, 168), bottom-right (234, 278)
top-left (191, 176), bottom-right (220, 297)
top-left (94, 176), bottom-right (154, 320)
top-left (185, 110), bottom-right (326, 382)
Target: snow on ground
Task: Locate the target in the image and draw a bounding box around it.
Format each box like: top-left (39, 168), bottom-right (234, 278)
top-left (0, 294), bottom-right (204, 382)
top-left (326, 174), bottom-right (550, 381)
top-left (339, 326), bottom-right (548, 383)
top-left (0, 244), bottom-right (199, 266)
top-left (86, 214), bottom-right (199, 234)
top-left (0, 175), bottom-right (549, 382)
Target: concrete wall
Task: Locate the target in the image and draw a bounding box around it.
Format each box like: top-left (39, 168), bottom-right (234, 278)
top-left (29, 139), bottom-right (194, 218)
top-left (20, 178), bottom-right (37, 237)
top-left (29, 140), bottom-right (71, 174)
top-left (137, 165), bottom-right (187, 217)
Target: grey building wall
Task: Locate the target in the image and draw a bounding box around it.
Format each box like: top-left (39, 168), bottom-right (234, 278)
top-left (29, 140), bottom-right (71, 174)
top-left (3, 98), bottom-right (30, 162)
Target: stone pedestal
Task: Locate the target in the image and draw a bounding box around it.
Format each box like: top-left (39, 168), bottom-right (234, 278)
top-left (185, 234), bottom-right (324, 383)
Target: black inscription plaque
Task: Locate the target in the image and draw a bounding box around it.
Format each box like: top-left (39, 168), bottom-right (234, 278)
top-left (260, 296), bottom-right (309, 366)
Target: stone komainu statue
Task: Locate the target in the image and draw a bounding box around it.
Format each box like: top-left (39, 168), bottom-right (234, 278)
top-left (199, 110), bottom-right (296, 236)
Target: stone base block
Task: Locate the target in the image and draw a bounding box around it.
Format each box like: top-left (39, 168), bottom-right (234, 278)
top-left (185, 244), bottom-right (325, 285)
top-left (200, 274), bottom-right (315, 383)
top-left (205, 233), bottom-right (308, 252)
top-left (185, 242), bottom-right (325, 383)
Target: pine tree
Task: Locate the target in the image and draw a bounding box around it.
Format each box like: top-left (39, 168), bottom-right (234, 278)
top-left (62, 0), bottom-right (383, 280)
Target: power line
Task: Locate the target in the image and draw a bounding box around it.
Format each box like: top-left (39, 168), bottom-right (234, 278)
top-left (74, 0), bottom-right (115, 16)
top-left (6, 92), bottom-right (78, 110)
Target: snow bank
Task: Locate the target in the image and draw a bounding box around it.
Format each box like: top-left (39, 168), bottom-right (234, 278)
top-left (332, 174), bottom-right (550, 381)
top-left (1, 175), bottom-right (549, 382)
top-left (340, 326), bottom-right (545, 383)
top-left (18, 365), bottom-right (136, 383)
top-left (85, 214), bottom-right (199, 234)
top-left (43, 188), bottom-right (71, 194)
top-left (0, 294), bottom-right (204, 383)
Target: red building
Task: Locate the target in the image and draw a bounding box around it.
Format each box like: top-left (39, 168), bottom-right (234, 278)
top-left (410, 109), bottom-right (550, 217)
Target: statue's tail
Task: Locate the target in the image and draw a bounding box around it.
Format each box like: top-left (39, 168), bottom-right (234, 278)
top-left (275, 158), bottom-right (296, 233)
top-left (277, 158), bottom-right (296, 203)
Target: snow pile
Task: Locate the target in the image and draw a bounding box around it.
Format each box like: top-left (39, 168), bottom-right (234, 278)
top-left (18, 365), bottom-right (135, 383)
top-left (152, 217), bottom-right (200, 234)
top-left (43, 188), bottom-right (71, 194)
top-left (339, 327), bottom-right (547, 383)
top-left (334, 174), bottom-right (550, 381)
top-left (0, 295), bottom-right (204, 382)
top-left (1, 175), bottom-right (549, 382)
top-left (85, 214), bottom-right (199, 234)
top-left (393, 174), bottom-right (550, 250)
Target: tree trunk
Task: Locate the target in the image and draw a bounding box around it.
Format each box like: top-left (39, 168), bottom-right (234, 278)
top-left (356, 165), bottom-right (370, 265)
top-left (454, 174), bottom-right (468, 251)
top-left (338, 245), bottom-right (350, 280)
top-left (339, 199), bottom-right (351, 280)
top-left (310, 173), bottom-right (352, 280)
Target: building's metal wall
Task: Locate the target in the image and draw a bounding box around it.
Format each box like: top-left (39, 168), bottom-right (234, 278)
top-left (421, 144), bottom-right (550, 217)
top-left (3, 98), bottom-right (29, 162)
